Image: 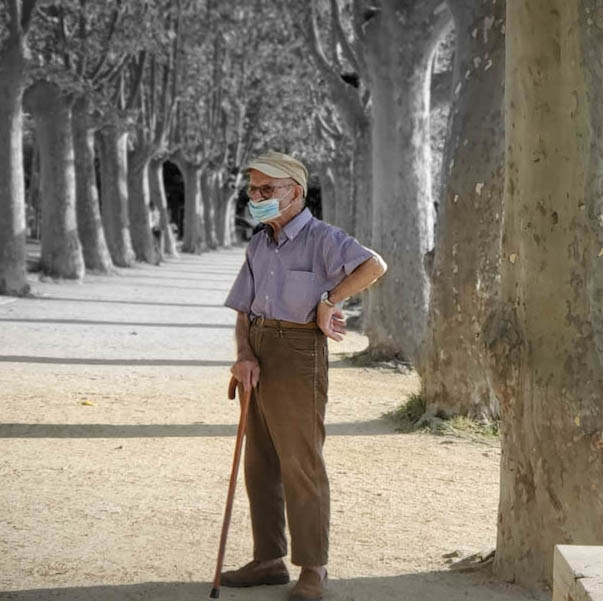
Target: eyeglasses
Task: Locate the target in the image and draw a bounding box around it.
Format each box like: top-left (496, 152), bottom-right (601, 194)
top-left (246, 183), bottom-right (293, 199)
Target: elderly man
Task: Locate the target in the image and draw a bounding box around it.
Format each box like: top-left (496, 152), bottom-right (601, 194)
top-left (223, 151), bottom-right (386, 601)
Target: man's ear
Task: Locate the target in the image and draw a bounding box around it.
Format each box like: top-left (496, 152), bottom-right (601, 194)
top-left (295, 184), bottom-right (305, 204)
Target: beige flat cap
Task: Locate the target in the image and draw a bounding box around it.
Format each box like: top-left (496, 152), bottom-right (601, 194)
top-left (246, 150), bottom-right (308, 196)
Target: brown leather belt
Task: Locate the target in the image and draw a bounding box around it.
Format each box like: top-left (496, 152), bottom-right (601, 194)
top-left (252, 317), bottom-right (319, 329)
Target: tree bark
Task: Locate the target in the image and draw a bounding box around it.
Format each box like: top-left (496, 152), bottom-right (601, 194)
top-left (318, 168), bottom-right (336, 225)
top-left (213, 169), bottom-right (242, 248)
top-left (422, 0), bottom-right (505, 419)
top-left (213, 168), bottom-right (228, 248)
top-left (97, 126), bottom-right (135, 267)
top-left (364, 0), bottom-right (450, 365)
top-left (0, 34), bottom-right (30, 295)
top-left (24, 81), bottom-right (84, 280)
top-left (351, 123), bottom-right (372, 245)
top-left (127, 148), bottom-right (156, 263)
top-left (149, 158), bottom-right (178, 257)
top-left (485, 0), bottom-right (603, 586)
top-left (172, 154), bottom-right (206, 254)
top-left (201, 169), bottom-right (218, 250)
top-left (72, 97), bottom-right (114, 274)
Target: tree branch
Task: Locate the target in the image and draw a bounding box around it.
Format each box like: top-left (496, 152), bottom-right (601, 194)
top-left (431, 69), bottom-right (453, 108)
top-left (299, 0), bottom-right (366, 133)
top-left (328, 0), bottom-right (360, 73)
top-left (21, 0), bottom-right (37, 35)
top-left (7, 0), bottom-right (21, 39)
top-left (58, 6), bottom-right (72, 71)
top-left (125, 50), bottom-right (147, 111)
top-left (90, 2), bottom-right (124, 84)
top-left (76, 0), bottom-right (87, 77)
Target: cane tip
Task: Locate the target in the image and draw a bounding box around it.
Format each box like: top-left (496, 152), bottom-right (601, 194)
top-left (209, 588), bottom-right (220, 598)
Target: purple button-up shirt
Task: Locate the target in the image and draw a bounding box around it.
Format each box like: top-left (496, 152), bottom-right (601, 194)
top-left (224, 209), bottom-right (373, 324)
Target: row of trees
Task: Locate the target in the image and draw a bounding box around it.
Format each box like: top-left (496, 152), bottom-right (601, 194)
top-left (1, 0), bottom-right (601, 589)
top-left (0, 0), bottom-right (317, 287)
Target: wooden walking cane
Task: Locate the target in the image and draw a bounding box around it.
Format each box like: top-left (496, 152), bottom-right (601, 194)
top-left (209, 375), bottom-right (252, 599)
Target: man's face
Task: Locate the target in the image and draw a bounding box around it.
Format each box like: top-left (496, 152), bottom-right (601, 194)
top-left (247, 169), bottom-right (297, 209)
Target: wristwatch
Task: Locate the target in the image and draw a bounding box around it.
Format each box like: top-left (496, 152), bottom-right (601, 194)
top-left (320, 291), bottom-right (336, 308)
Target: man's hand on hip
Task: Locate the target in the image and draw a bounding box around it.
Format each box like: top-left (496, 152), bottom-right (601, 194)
top-left (317, 303), bottom-right (346, 342)
top-left (231, 354), bottom-right (260, 392)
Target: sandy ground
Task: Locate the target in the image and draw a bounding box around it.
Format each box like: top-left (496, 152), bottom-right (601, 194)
top-left (0, 246), bottom-right (548, 601)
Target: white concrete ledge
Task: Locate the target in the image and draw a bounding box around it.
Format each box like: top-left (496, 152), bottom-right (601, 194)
top-left (553, 545), bottom-right (603, 601)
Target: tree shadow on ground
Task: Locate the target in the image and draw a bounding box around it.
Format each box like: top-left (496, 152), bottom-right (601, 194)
top-left (30, 296), bottom-right (228, 309)
top-left (112, 274), bottom-right (239, 283)
top-left (0, 318), bottom-right (234, 329)
top-left (153, 269), bottom-right (242, 275)
top-left (0, 571), bottom-right (549, 601)
top-left (0, 357), bottom-right (234, 366)
top-left (0, 357), bottom-right (352, 368)
top-left (0, 419), bottom-right (394, 439)
top-left (73, 281), bottom-right (232, 292)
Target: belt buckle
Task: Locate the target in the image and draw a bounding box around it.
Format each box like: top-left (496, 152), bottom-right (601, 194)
top-left (257, 316), bottom-right (265, 326)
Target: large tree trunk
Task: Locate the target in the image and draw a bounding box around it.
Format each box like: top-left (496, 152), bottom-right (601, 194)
top-left (351, 124), bottom-right (372, 245)
top-left (172, 156), bottom-right (206, 254)
top-left (127, 148), bottom-right (156, 263)
top-left (318, 168), bottom-right (336, 225)
top-left (364, 0), bottom-right (449, 365)
top-left (72, 97), bottom-right (113, 274)
top-left (214, 170), bottom-right (242, 248)
top-left (213, 168), bottom-right (228, 248)
top-left (201, 169), bottom-right (218, 250)
top-left (0, 35), bottom-right (30, 295)
top-left (97, 126), bottom-right (135, 267)
top-left (422, 0), bottom-right (505, 420)
top-left (24, 81), bottom-right (84, 280)
top-left (27, 140), bottom-right (41, 241)
top-left (149, 158), bottom-right (178, 257)
top-left (331, 155), bottom-right (355, 233)
top-left (485, 0), bottom-right (603, 587)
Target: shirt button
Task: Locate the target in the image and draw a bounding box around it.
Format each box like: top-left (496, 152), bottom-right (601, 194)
top-left (275, 249), bottom-right (279, 253)
top-left (265, 295), bottom-right (269, 300)
top-left (270, 271), bottom-right (274, 275)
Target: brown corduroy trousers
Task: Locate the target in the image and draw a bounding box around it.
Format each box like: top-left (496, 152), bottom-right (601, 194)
top-left (245, 319), bottom-right (330, 567)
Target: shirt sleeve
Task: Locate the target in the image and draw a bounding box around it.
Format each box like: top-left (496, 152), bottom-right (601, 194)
top-left (322, 227), bottom-right (374, 281)
top-left (224, 250), bottom-right (255, 313)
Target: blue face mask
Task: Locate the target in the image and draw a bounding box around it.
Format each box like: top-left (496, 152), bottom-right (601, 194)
top-left (248, 198), bottom-right (281, 222)
top-left (248, 189), bottom-right (294, 223)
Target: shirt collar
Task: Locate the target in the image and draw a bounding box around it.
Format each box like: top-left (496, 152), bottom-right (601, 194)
top-left (281, 208), bottom-right (312, 242)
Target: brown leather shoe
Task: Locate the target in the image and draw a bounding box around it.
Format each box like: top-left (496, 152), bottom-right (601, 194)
top-left (221, 559), bottom-right (290, 588)
top-left (289, 568), bottom-right (328, 601)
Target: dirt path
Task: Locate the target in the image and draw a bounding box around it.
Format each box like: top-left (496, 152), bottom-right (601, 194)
top-left (0, 247), bottom-right (547, 601)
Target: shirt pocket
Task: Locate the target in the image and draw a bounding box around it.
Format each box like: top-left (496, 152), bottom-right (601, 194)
top-left (282, 270), bottom-right (316, 317)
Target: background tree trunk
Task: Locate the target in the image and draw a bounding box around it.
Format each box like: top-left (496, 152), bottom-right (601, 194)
top-left (364, 0), bottom-right (450, 365)
top-left (172, 155), bottom-right (206, 254)
top-left (351, 124), bottom-right (372, 244)
top-left (422, 0), bottom-right (505, 419)
top-left (97, 127), bottom-right (135, 267)
top-left (318, 168), bottom-right (336, 225)
top-left (485, 0), bottom-right (603, 586)
top-left (0, 36), bottom-right (30, 295)
top-left (219, 172), bottom-right (242, 248)
top-left (149, 158), bottom-right (178, 257)
top-left (127, 149), bottom-right (156, 263)
top-left (24, 81), bottom-right (84, 280)
top-left (72, 97), bottom-right (114, 274)
top-left (213, 168), bottom-right (229, 248)
top-left (201, 169), bottom-right (219, 250)
top-left (331, 157), bottom-right (355, 233)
